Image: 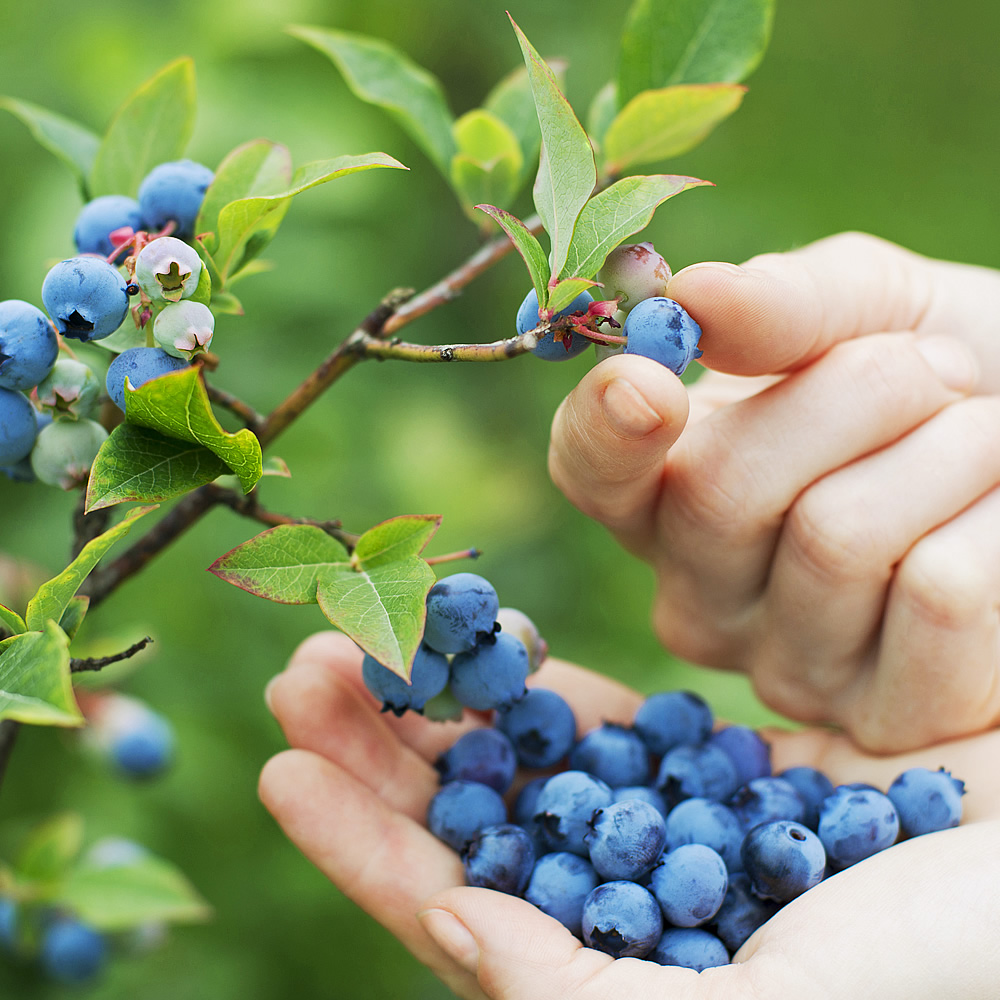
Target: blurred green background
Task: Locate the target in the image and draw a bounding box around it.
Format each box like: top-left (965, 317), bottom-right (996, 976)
top-left (0, 0), bottom-right (996, 995)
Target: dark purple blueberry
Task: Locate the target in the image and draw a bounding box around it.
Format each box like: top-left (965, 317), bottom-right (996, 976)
top-left (729, 777), bottom-right (807, 832)
top-left (534, 771), bottom-right (613, 857)
top-left (449, 632), bottom-right (529, 711)
top-left (424, 572), bottom-right (499, 654)
top-left (584, 799), bottom-right (667, 881)
top-left (777, 766), bottom-right (836, 830)
top-left (569, 722), bottom-right (651, 788)
top-left (655, 743), bottom-right (740, 809)
top-left (462, 824), bottom-right (535, 895)
top-left (707, 725), bottom-right (772, 785)
top-left (741, 820), bottom-right (826, 902)
top-left (427, 780), bottom-right (507, 852)
top-left (612, 786), bottom-right (668, 816)
top-left (712, 873), bottom-right (780, 953)
top-left (581, 881), bottom-right (663, 958)
top-left (435, 728), bottom-right (517, 794)
top-left (361, 645), bottom-right (449, 715)
top-left (525, 852), bottom-right (599, 936)
top-left (496, 688), bottom-right (576, 769)
top-left (633, 690), bottom-right (713, 755)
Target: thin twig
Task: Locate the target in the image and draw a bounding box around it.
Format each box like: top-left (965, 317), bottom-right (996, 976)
top-left (204, 382), bottom-right (266, 433)
top-left (70, 636), bottom-right (153, 673)
top-left (71, 492), bottom-right (113, 560)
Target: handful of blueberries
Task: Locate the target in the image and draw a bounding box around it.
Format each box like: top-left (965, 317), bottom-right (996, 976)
top-left (362, 573), bottom-right (967, 970)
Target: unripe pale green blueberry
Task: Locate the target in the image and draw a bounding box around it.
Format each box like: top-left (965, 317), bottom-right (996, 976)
top-left (134, 237), bottom-right (202, 303)
top-left (598, 243), bottom-right (672, 313)
top-left (152, 301), bottom-right (215, 359)
top-left (30, 418), bottom-right (108, 489)
top-left (35, 359), bottom-right (101, 419)
top-left (496, 607), bottom-right (548, 673)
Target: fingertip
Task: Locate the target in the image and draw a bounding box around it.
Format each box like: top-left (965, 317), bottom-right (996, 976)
top-left (287, 629), bottom-right (358, 670)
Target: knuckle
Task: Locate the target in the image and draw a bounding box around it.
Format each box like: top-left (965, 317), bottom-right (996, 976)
top-left (895, 537), bottom-right (992, 632)
top-left (650, 576), bottom-right (737, 668)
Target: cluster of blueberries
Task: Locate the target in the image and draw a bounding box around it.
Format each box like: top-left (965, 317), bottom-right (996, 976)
top-left (364, 573), bottom-right (966, 970)
top-left (515, 242), bottom-right (704, 375)
top-left (0, 159), bottom-right (217, 488)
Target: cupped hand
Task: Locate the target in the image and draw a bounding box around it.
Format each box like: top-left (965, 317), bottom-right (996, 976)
top-left (259, 631), bottom-right (1000, 1000)
top-left (548, 232), bottom-right (1000, 751)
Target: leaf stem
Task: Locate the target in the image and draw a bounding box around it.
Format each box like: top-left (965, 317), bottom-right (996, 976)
top-left (425, 548), bottom-right (481, 566)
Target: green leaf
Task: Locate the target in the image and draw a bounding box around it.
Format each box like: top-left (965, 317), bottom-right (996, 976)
top-left (587, 82), bottom-right (619, 149)
top-left (25, 507), bottom-right (155, 633)
top-left (290, 25), bottom-right (455, 176)
top-left (86, 424), bottom-right (229, 512)
top-left (58, 597), bottom-right (89, 642)
top-left (422, 685), bottom-right (464, 722)
top-left (475, 205), bottom-right (550, 309)
top-left (546, 277), bottom-right (600, 316)
top-left (90, 322), bottom-right (146, 355)
top-left (0, 605), bottom-right (25, 637)
top-left (17, 813), bottom-right (84, 882)
top-left (352, 515), bottom-right (441, 570)
top-left (196, 140), bottom-right (293, 255)
top-left (603, 84), bottom-right (745, 174)
top-left (208, 291), bottom-right (244, 317)
top-left (618, 0), bottom-right (775, 104)
top-left (562, 173), bottom-right (713, 280)
top-left (208, 525), bottom-right (350, 605)
top-left (0, 622), bottom-right (82, 727)
top-left (90, 58), bottom-right (197, 198)
top-left (119, 366), bottom-right (262, 494)
top-left (316, 557), bottom-right (435, 681)
top-left (212, 153), bottom-right (406, 285)
top-left (450, 110), bottom-right (523, 218)
top-left (59, 854), bottom-right (211, 931)
top-left (509, 16), bottom-right (596, 279)
top-left (0, 98), bottom-right (99, 198)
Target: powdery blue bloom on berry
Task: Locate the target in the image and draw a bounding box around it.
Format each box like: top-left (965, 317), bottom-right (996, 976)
top-left (778, 766), bottom-right (836, 830)
top-left (496, 687), bottom-right (576, 769)
top-left (42, 257), bottom-right (129, 341)
top-left (729, 776), bottom-right (807, 832)
top-left (36, 359), bottom-right (100, 419)
top-left (106, 346), bottom-right (189, 412)
top-left (624, 296), bottom-right (703, 375)
top-left (134, 236), bottom-right (203, 303)
top-left (707, 725), bottom-right (772, 785)
top-left (0, 387), bottom-right (40, 465)
top-left (647, 927), bottom-right (730, 971)
top-left (424, 572), bottom-right (499, 654)
top-left (427, 780), bottom-right (507, 852)
top-left (818, 786), bottom-right (900, 870)
top-left (138, 159), bottom-right (214, 238)
top-left (598, 242), bottom-right (672, 313)
top-left (655, 743), bottom-right (740, 809)
top-left (361, 645), bottom-right (449, 715)
top-left (84, 692), bottom-right (175, 779)
top-left (73, 194), bottom-right (142, 256)
top-left (534, 770), bottom-right (614, 857)
top-left (40, 919), bottom-right (107, 985)
top-left (741, 820), bottom-right (827, 902)
top-left (435, 728), bottom-right (517, 794)
top-left (887, 767), bottom-right (965, 838)
top-left (612, 785), bottom-right (667, 816)
top-left (0, 299), bottom-right (58, 391)
top-left (496, 606), bottom-right (547, 671)
top-left (582, 880), bottom-right (663, 959)
top-left (30, 418), bottom-right (108, 489)
top-left (525, 851), bottom-right (599, 937)
top-left (649, 843), bottom-right (728, 927)
top-left (664, 797), bottom-right (745, 872)
top-left (153, 300), bottom-right (215, 359)
top-left (513, 776), bottom-right (551, 858)
top-left (569, 722), bottom-right (651, 788)
top-left (462, 823), bottom-right (536, 895)
top-left (449, 632), bottom-right (529, 711)
top-left (515, 287), bottom-right (594, 361)
top-left (713, 873), bottom-right (780, 953)
top-left (584, 798), bottom-right (667, 881)
top-left (633, 690), bottom-right (713, 756)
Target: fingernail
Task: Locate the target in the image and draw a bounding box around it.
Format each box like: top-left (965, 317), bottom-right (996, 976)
top-left (672, 260), bottom-right (746, 279)
top-left (264, 674), bottom-right (281, 714)
top-left (916, 336), bottom-right (979, 392)
top-left (417, 908), bottom-right (480, 973)
top-left (601, 377), bottom-right (664, 439)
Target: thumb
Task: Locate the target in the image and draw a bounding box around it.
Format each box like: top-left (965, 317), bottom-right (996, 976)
top-left (667, 231), bottom-right (939, 376)
top-left (548, 353), bottom-right (689, 551)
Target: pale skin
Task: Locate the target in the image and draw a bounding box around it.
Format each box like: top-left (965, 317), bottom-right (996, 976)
top-left (260, 233), bottom-right (1000, 997)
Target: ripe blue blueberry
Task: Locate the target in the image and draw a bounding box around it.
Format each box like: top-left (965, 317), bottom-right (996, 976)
top-left (664, 797), bottom-right (745, 872)
top-left (569, 722), bottom-right (651, 788)
top-left (649, 843), bottom-right (728, 927)
top-left (449, 632), bottom-right (529, 711)
top-left (41, 256), bottom-right (129, 341)
top-left (361, 645), bottom-right (449, 715)
top-left (515, 287), bottom-right (594, 361)
top-left (111, 708), bottom-right (175, 778)
top-left (778, 766), bottom-right (836, 830)
top-left (0, 299), bottom-right (58, 391)
top-left (461, 823), bottom-right (536, 895)
top-left (495, 687), bottom-right (576, 769)
top-left (728, 777), bottom-right (807, 832)
top-left (0, 387), bottom-right (40, 465)
top-left (712, 873), bottom-right (780, 953)
top-left (741, 820), bottom-right (827, 902)
top-left (30, 418), bottom-right (108, 489)
top-left (817, 786), bottom-right (900, 870)
top-left (524, 851), bottom-right (599, 937)
top-left (887, 767), bottom-right (965, 838)
top-left (424, 572), bottom-right (499, 654)
top-left (633, 690), bottom-right (713, 756)
top-left (436, 728), bottom-right (517, 793)
top-left (707, 725), bottom-right (772, 785)
top-left (106, 346), bottom-right (189, 412)
top-left (623, 296), bottom-right (703, 375)
top-left (584, 798), bottom-right (667, 881)
top-left (73, 194), bottom-right (142, 256)
top-left (612, 786), bottom-right (667, 816)
top-left (647, 927), bottom-right (730, 971)
top-left (138, 159), bottom-right (214, 238)
top-left (513, 776), bottom-right (550, 857)
top-left (427, 780), bottom-right (507, 852)
top-left (655, 743), bottom-right (740, 809)
top-left (534, 770), bottom-right (614, 857)
top-left (581, 880), bottom-right (663, 958)
top-left (40, 918), bottom-right (107, 984)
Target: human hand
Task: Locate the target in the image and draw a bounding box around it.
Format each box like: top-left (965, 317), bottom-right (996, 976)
top-left (548, 232), bottom-right (1000, 751)
top-left (259, 631), bottom-right (1000, 1000)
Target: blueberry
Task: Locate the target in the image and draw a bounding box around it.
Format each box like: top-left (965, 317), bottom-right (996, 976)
top-left (0, 299), bottom-right (58, 391)
top-left (73, 194), bottom-right (142, 256)
top-left (449, 632), bottom-right (529, 711)
top-left (424, 572), bottom-right (499, 654)
top-left (85, 836), bottom-right (149, 868)
top-left (515, 287), bottom-right (594, 361)
top-left (134, 236), bottom-right (203, 303)
top-left (40, 918), bottom-right (107, 984)
top-left (581, 881), bottom-right (663, 958)
top-left (496, 687), bottom-right (576, 769)
top-left (36, 359), bottom-right (101, 419)
top-left (664, 797), bottom-right (745, 872)
top-left (777, 766), bottom-right (836, 830)
top-left (534, 770), bottom-right (614, 857)
top-left (0, 387), bottom-right (40, 466)
top-left (741, 820), bottom-right (826, 902)
top-left (495, 606), bottom-right (547, 670)
top-left (361, 645), bottom-right (449, 715)
top-left (0, 897), bottom-right (17, 951)
top-left (513, 776), bottom-right (551, 857)
top-left (569, 722), bottom-right (651, 788)
top-left (138, 159), bottom-right (214, 238)
top-left (584, 798), bottom-right (667, 881)
top-left (712, 873), bottom-right (780, 953)
top-left (598, 243), bottom-right (672, 313)
top-left (106, 346), bottom-right (189, 412)
top-left (728, 777), bottom-right (807, 832)
top-left (152, 300), bottom-right (215, 359)
top-left (647, 927), bottom-right (729, 971)
top-left (111, 708), bottom-right (174, 778)
top-left (649, 843), bottom-right (728, 927)
top-left (524, 851), bottom-right (599, 937)
top-left (887, 767), bottom-right (965, 838)
top-left (612, 786), bottom-right (668, 816)
top-left (427, 780), bottom-right (508, 852)
top-left (623, 296), bottom-right (703, 375)
top-left (655, 743), bottom-right (740, 809)
top-left (436, 728), bottom-right (517, 794)
top-left (462, 823), bottom-right (536, 895)
top-left (817, 786), bottom-right (900, 870)
top-left (41, 256), bottom-right (129, 341)
top-left (633, 690), bottom-right (713, 756)
top-left (30, 418), bottom-right (108, 490)
top-left (707, 725), bottom-right (772, 785)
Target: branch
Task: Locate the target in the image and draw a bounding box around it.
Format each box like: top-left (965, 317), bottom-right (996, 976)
top-left (204, 382), bottom-right (266, 433)
top-left (355, 331), bottom-right (537, 363)
top-left (70, 636), bottom-right (153, 673)
top-left (71, 491), bottom-right (112, 560)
